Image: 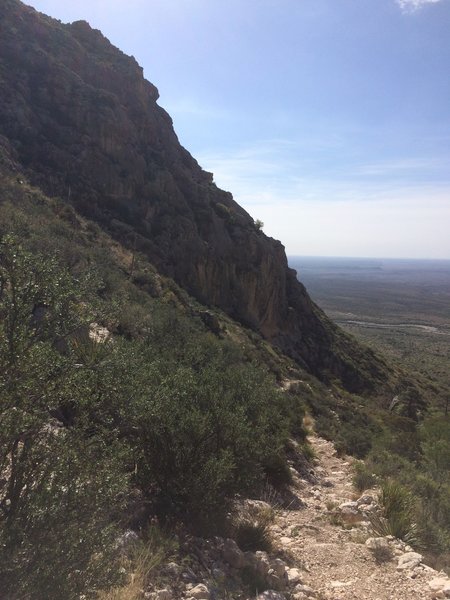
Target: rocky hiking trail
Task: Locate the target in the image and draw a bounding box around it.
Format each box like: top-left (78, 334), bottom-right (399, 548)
top-left (145, 429), bottom-right (450, 600)
top-left (270, 434), bottom-right (449, 599)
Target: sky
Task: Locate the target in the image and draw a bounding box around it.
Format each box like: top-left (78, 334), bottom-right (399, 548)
top-left (27, 0), bottom-right (450, 259)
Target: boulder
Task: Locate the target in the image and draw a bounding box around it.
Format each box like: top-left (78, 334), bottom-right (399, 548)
top-left (294, 584), bottom-right (316, 597)
top-left (286, 567), bottom-right (302, 585)
top-left (365, 537), bottom-right (391, 551)
top-left (356, 494), bottom-right (375, 506)
top-left (255, 550), bottom-right (271, 576)
top-left (222, 538), bottom-right (246, 569)
top-left (397, 552), bottom-right (423, 570)
top-left (189, 584), bottom-right (210, 600)
top-left (271, 558), bottom-right (287, 578)
top-left (429, 577), bottom-right (450, 597)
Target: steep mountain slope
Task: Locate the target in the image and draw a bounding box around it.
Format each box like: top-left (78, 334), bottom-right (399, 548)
top-left (0, 0), bottom-right (388, 391)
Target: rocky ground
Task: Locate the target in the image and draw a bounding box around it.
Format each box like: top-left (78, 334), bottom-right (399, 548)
top-left (143, 433), bottom-right (450, 600)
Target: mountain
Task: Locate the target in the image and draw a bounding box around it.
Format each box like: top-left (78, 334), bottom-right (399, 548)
top-left (0, 0), bottom-right (388, 392)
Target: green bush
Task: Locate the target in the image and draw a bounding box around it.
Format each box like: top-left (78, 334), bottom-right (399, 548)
top-left (353, 461), bottom-right (377, 493)
top-left (125, 319), bottom-right (291, 525)
top-left (0, 237), bottom-right (128, 599)
top-left (370, 481), bottom-right (419, 546)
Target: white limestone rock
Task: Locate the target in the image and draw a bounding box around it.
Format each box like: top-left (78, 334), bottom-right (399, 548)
top-left (397, 551), bottom-right (423, 570)
top-left (189, 583), bottom-right (210, 600)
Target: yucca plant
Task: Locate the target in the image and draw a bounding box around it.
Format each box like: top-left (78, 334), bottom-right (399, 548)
top-left (369, 481), bottom-right (420, 546)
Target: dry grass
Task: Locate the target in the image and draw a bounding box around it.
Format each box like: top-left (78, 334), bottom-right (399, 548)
top-left (98, 528), bottom-right (177, 600)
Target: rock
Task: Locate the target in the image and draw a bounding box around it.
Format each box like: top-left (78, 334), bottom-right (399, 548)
top-left (294, 584), bottom-right (316, 597)
top-left (115, 529), bottom-right (139, 549)
top-left (189, 584), bottom-right (210, 600)
top-left (338, 501), bottom-right (361, 522)
top-left (429, 577), bottom-right (450, 597)
top-left (222, 538), bottom-right (246, 569)
top-left (365, 537), bottom-right (389, 550)
top-left (181, 567), bottom-right (197, 582)
top-left (267, 573), bottom-right (287, 591)
top-left (330, 580), bottom-right (351, 588)
top-left (155, 590), bottom-right (172, 600)
top-left (280, 536), bottom-right (292, 546)
top-left (357, 494), bottom-right (374, 506)
top-left (286, 567), bottom-right (302, 585)
top-left (256, 592), bottom-right (286, 600)
top-left (271, 558), bottom-right (287, 578)
top-left (397, 552), bottom-right (423, 570)
top-left (255, 551), bottom-right (271, 576)
top-left (365, 537), bottom-right (391, 551)
top-left (164, 562), bottom-right (182, 577)
top-left (211, 567), bottom-right (226, 580)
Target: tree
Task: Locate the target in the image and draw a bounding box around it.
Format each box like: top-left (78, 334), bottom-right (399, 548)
top-left (0, 236), bottom-right (127, 599)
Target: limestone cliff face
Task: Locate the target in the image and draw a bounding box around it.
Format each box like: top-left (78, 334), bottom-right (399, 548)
top-left (0, 0), bottom-right (387, 390)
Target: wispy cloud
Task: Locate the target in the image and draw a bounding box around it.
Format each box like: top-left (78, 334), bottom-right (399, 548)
top-left (198, 140), bottom-right (450, 205)
top-left (197, 141), bottom-right (450, 258)
top-left (397, 0), bottom-right (445, 13)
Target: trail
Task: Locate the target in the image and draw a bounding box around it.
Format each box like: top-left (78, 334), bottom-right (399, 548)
top-left (270, 434), bottom-right (444, 599)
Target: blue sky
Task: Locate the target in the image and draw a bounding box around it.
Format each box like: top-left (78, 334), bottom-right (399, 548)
top-left (27, 0), bottom-right (450, 258)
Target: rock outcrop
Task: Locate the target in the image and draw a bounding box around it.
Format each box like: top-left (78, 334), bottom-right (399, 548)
top-left (0, 0), bottom-right (388, 390)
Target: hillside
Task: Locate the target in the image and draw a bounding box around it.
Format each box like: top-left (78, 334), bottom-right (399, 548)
top-left (2, 2), bottom-right (449, 599)
top-left (0, 0), bottom-right (390, 393)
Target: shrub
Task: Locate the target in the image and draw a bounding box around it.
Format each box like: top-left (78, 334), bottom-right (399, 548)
top-left (369, 539), bottom-right (394, 564)
top-left (369, 481), bottom-right (419, 546)
top-left (130, 346), bottom-right (290, 526)
top-left (0, 237), bottom-right (128, 599)
top-left (234, 502), bottom-right (274, 552)
top-left (353, 461), bottom-right (377, 493)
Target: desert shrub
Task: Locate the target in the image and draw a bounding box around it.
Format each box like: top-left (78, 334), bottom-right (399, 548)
top-left (299, 441), bottom-right (316, 462)
top-left (99, 526), bottom-right (178, 600)
top-left (0, 237), bottom-right (129, 599)
top-left (235, 520), bottom-right (272, 553)
top-left (128, 330), bottom-right (291, 525)
top-left (335, 423), bottom-right (372, 458)
top-left (368, 539), bottom-right (394, 564)
top-left (353, 461), bottom-right (377, 493)
top-left (214, 202), bottom-right (233, 221)
top-left (233, 502), bottom-right (274, 552)
top-left (369, 481), bottom-right (419, 545)
top-left (262, 452), bottom-right (293, 488)
top-left (420, 416), bottom-right (450, 486)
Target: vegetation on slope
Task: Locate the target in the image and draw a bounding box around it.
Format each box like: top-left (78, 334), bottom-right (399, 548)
top-left (0, 175), bottom-right (314, 599)
top-left (0, 169), bottom-right (446, 596)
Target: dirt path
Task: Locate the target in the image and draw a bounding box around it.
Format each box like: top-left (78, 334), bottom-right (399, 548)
top-left (271, 435), bottom-right (442, 600)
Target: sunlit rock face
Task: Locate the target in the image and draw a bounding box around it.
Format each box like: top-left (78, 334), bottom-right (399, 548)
top-left (0, 0), bottom-right (387, 390)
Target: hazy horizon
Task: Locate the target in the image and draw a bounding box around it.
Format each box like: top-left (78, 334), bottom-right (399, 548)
top-left (289, 255), bottom-right (450, 262)
top-left (26, 0), bottom-right (450, 259)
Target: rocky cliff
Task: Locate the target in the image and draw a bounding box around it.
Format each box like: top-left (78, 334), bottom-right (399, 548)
top-left (0, 0), bottom-right (388, 391)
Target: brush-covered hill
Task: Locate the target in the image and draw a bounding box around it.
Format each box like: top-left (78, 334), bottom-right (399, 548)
top-left (1, 3), bottom-right (448, 599)
top-left (0, 0), bottom-right (390, 393)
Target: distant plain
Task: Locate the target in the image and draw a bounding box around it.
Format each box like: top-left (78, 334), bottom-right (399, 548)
top-left (290, 256), bottom-right (450, 399)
